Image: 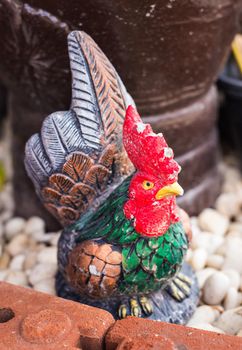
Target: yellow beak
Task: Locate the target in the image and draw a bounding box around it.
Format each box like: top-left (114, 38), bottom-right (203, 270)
top-left (155, 182), bottom-right (184, 200)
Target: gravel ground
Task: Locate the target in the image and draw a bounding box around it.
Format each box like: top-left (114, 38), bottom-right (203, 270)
top-left (1, 132), bottom-right (242, 334)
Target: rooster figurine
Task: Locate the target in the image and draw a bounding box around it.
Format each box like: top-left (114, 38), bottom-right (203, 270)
top-left (25, 31), bottom-right (198, 323)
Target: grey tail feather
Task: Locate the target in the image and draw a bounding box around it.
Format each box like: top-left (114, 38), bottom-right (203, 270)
top-left (24, 134), bottom-right (53, 191)
top-left (68, 31), bottom-right (103, 151)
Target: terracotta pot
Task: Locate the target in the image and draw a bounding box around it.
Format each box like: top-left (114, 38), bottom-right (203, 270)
top-left (0, 0), bottom-right (240, 228)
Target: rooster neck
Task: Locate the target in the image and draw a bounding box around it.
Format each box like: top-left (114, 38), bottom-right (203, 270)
top-left (124, 196), bottom-right (179, 237)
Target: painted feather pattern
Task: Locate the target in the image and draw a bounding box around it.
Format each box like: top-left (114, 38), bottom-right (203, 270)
top-left (25, 30), bottom-right (135, 226)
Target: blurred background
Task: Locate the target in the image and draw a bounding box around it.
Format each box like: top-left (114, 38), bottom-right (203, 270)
top-left (2, 2), bottom-right (242, 333)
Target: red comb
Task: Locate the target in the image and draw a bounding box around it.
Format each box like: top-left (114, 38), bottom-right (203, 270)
top-left (123, 106), bottom-right (181, 183)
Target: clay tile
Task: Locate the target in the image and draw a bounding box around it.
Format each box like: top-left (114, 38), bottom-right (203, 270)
top-left (0, 281), bottom-right (114, 350)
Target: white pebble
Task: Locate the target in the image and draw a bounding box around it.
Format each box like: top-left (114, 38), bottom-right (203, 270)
top-left (50, 232), bottom-right (61, 246)
top-left (198, 208), bottom-right (229, 236)
top-left (37, 247), bottom-right (57, 265)
top-left (215, 193), bottom-right (240, 218)
top-left (227, 231), bottom-right (242, 239)
top-left (237, 292), bottom-right (242, 305)
top-left (196, 268), bottom-right (216, 288)
top-left (206, 254), bottom-right (224, 269)
top-left (214, 307), bottom-right (242, 335)
top-left (188, 322), bottom-right (225, 334)
top-left (228, 222), bottom-right (242, 233)
top-left (224, 287), bottom-right (239, 310)
top-left (223, 237), bottom-right (242, 273)
top-left (0, 269), bottom-right (8, 281)
top-left (9, 254), bottom-right (25, 271)
top-left (4, 217), bottom-right (26, 240)
top-left (28, 263), bottom-right (57, 285)
top-left (223, 269), bottom-right (240, 290)
top-left (0, 223), bottom-right (3, 238)
top-left (192, 232), bottom-right (224, 254)
top-left (191, 248), bottom-right (207, 271)
top-left (237, 329), bottom-right (242, 337)
top-left (5, 271), bottom-right (28, 287)
top-left (6, 234), bottom-right (28, 256)
top-left (25, 216), bottom-right (45, 236)
top-left (24, 251), bottom-right (37, 270)
top-left (33, 278), bottom-right (56, 295)
top-left (187, 305), bottom-right (217, 326)
top-left (203, 272), bottom-right (230, 305)
top-left (0, 251), bottom-right (10, 269)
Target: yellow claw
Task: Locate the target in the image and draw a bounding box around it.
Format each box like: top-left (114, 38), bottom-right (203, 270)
top-left (118, 304), bottom-right (127, 319)
top-left (177, 272), bottom-right (192, 286)
top-left (130, 298), bottom-right (141, 317)
top-left (139, 296), bottom-right (153, 316)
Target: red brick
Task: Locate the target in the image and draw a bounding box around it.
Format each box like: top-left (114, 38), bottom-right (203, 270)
top-left (106, 317), bottom-right (242, 350)
top-left (0, 281), bottom-right (114, 350)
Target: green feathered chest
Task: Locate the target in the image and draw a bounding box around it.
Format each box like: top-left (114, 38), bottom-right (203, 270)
top-left (119, 222), bottom-right (188, 294)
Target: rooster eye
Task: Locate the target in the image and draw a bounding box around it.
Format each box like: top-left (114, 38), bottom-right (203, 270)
top-left (142, 180), bottom-right (154, 190)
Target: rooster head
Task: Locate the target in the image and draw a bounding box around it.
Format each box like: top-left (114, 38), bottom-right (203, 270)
top-left (123, 106), bottom-right (183, 237)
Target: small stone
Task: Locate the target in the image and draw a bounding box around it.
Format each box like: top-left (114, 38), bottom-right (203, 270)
top-left (206, 254), bottom-right (224, 269)
top-left (211, 305), bottom-right (224, 314)
top-left (203, 272), bottom-right (230, 305)
top-left (9, 254), bottom-right (25, 271)
top-left (50, 232), bottom-right (61, 246)
top-left (6, 234), bottom-right (28, 256)
top-left (198, 208), bottom-right (229, 236)
top-left (215, 193), bottom-right (240, 218)
top-left (192, 232), bottom-right (224, 254)
top-left (0, 211), bottom-right (13, 224)
top-left (240, 277), bottom-right (242, 292)
top-left (0, 223), bottom-right (3, 238)
top-left (25, 216), bottom-right (45, 236)
top-left (223, 269), bottom-right (240, 290)
top-left (5, 271), bottom-right (28, 287)
top-left (28, 263), bottom-right (57, 285)
top-left (37, 247), bottom-right (57, 265)
top-left (223, 237), bottom-right (242, 274)
top-left (185, 249), bottom-right (192, 263)
top-left (228, 222), bottom-right (242, 233)
top-left (214, 307), bottom-right (242, 335)
top-left (188, 323), bottom-right (225, 334)
top-left (227, 231), bottom-right (242, 239)
top-left (23, 251), bottom-right (37, 270)
top-left (196, 268), bottom-right (216, 288)
top-left (0, 251), bottom-right (10, 269)
top-left (33, 278), bottom-right (56, 295)
top-left (0, 269), bottom-right (8, 281)
top-left (4, 217), bottom-right (26, 240)
top-left (190, 248), bottom-right (207, 271)
top-left (187, 305), bottom-right (217, 326)
top-left (237, 292), bottom-right (242, 305)
top-left (237, 329), bottom-right (242, 337)
top-left (224, 287), bottom-right (239, 310)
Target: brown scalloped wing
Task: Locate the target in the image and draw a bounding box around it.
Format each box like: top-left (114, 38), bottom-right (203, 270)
top-left (41, 145), bottom-right (124, 226)
top-left (66, 240), bottom-right (122, 298)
